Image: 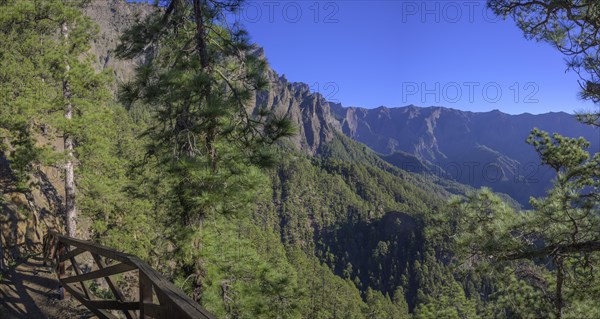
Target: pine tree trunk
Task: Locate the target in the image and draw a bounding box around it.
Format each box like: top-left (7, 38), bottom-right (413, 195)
top-left (192, 0), bottom-right (218, 171)
top-left (193, 0), bottom-right (209, 70)
top-left (61, 20), bottom-right (77, 238)
top-left (555, 256), bottom-right (564, 319)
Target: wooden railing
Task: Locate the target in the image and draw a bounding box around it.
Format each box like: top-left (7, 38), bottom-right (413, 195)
top-left (43, 231), bottom-right (215, 319)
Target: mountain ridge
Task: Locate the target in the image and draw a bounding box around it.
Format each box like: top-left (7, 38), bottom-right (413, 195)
top-left (341, 104), bottom-right (573, 116)
top-left (331, 103), bottom-right (598, 204)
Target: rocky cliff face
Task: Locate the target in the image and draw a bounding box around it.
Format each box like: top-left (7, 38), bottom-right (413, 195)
top-left (84, 0), bottom-right (154, 81)
top-left (256, 64), bottom-right (342, 154)
top-left (1, 147), bottom-right (64, 267)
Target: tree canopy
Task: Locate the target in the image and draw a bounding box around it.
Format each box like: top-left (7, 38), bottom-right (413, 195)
top-left (489, 0), bottom-right (600, 126)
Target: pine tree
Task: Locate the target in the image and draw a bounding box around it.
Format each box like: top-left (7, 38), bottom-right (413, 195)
top-left (0, 0), bottom-right (111, 238)
top-left (116, 0), bottom-right (294, 303)
top-left (443, 129), bottom-right (599, 317)
top-left (488, 0), bottom-right (600, 126)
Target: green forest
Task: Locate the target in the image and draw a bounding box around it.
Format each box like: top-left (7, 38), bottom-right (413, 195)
top-left (0, 0), bottom-right (598, 318)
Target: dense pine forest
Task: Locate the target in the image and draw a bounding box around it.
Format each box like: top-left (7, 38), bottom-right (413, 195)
top-left (0, 0), bottom-right (598, 318)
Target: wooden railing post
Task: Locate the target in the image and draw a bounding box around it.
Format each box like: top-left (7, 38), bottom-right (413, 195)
top-left (44, 235), bottom-right (55, 266)
top-left (140, 270), bottom-right (153, 319)
top-left (57, 242), bottom-right (67, 300)
top-left (42, 234), bottom-right (48, 266)
top-left (0, 232), bottom-right (5, 272)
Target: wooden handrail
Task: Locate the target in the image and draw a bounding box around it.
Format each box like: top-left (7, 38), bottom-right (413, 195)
top-left (43, 231), bottom-right (215, 319)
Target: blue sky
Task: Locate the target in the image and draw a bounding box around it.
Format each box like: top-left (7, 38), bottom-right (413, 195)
top-left (133, 0), bottom-right (596, 115)
top-left (234, 0), bottom-right (597, 114)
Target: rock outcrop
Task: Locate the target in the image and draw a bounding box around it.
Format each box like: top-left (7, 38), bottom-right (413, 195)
top-left (256, 67), bottom-right (342, 154)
